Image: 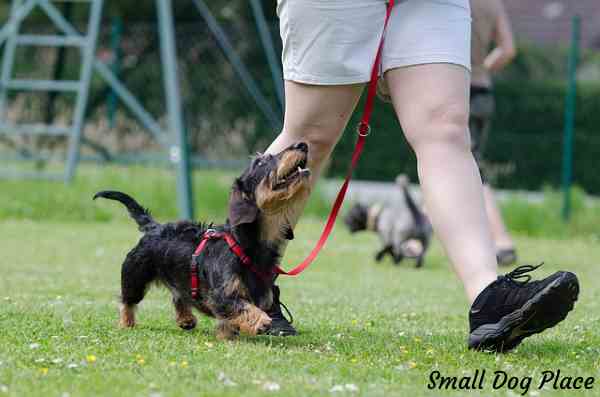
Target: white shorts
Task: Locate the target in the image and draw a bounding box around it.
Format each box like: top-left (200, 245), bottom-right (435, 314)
top-left (277, 0), bottom-right (471, 85)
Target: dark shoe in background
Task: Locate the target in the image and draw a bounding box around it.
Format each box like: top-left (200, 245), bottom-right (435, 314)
top-left (497, 248), bottom-right (518, 267)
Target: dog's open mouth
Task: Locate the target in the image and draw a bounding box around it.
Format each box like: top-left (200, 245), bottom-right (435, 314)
top-left (273, 156), bottom-right (310, 191)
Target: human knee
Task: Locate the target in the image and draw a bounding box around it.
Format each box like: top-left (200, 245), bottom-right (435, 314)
top-left (405, 102), bottom-right (471, 153)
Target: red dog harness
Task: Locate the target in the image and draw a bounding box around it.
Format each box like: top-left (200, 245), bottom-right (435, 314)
top-left (190, 229), bottom-right (273, 299)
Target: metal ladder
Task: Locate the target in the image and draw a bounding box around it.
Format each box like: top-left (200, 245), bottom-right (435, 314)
top-left (0, 0), bottom-right (103, 181)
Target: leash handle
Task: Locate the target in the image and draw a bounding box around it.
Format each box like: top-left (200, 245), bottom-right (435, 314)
top-left (276, 0), bottom-right (395, 277)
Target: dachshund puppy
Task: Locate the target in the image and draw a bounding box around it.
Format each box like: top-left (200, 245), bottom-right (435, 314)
top-left (94, 142), bottom-right (311, 339)
top-left (344, 175), bottom-right (432, 268)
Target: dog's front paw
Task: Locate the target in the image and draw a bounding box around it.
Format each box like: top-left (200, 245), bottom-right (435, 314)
top-left (255, 312), bottom-right (272, 335)
top-left (231, 305), bottom-right (272, 336)
top-left (119, 304), bottom-right (136, 328)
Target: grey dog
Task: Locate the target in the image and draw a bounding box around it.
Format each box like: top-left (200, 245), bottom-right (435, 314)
top-left (344, 175), bottom-right (433, 268)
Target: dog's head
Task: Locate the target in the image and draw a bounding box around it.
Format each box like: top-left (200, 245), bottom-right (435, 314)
top-left (228, 142), bottom-right (311, 241)
top-left (344, 203), bottom-right (369, 233)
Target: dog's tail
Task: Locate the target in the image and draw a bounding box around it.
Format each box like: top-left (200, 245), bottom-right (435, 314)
top-left (93, 191), bottom-right (157, 232)
top-left (398, 178), bottom-right (426, 226)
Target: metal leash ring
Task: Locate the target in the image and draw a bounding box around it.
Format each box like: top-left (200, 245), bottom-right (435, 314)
top-left (357, 122), bottom-right (371, 137)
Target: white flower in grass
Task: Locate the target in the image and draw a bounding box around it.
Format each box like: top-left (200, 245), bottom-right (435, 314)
top-left (0, 385), bottom-right (8, 393)
top-left (344, 384), bottom-right (359, 392)
top-left (67, 363), bottom-right (78, 369)
top-left (217, 372), bottom-right (236, 387)
top-left (29, 343), bottom-right (40, 350)
top-left (34, 358), bottom-right (46, 363)
top-left (263, 382), bottom-right (280, 392)
top-left (330, 385), bottom-right (344, 393)
top-left (51, 358), bottom-right (63, 364)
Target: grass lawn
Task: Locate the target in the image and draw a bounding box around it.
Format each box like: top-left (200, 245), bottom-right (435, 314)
top-left (1, 216), bottom-right (599, 397)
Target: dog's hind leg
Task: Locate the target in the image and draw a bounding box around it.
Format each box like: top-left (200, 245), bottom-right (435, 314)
top-left (415, 236), bottom-right (431, 268)
top-left (172, 296), bottom-right (197, 331)
top-left (392, 246), bottom-right (405, 265)
top-left (375, 245), bottom-right (393, 262)
top-left (120, 252), bottom-right (156, 328)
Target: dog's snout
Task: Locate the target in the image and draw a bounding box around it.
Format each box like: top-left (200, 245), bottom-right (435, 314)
top-left (293, 142), bottom-right (308, 153)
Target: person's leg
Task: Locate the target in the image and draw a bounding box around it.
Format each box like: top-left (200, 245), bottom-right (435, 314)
top-left (385, 64), bottom-right (497, 303)
top-left (266, 81), bottom-right (364, 226)
top-left (267, 81), bottom-right (364, 177)
top-left (386, 64), bottom-right (579, 352)
top-left (483, 184), bottom-right (514, 250)
top-left (264, 81), bottom-right (364, 336)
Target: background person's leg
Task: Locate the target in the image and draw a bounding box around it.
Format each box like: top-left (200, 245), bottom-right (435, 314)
top-left (483, 184), bottom-right (515, 251)
top-left (385, 64), bottom-right (497, 303)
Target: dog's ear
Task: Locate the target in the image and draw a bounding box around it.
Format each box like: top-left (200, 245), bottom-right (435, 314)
top-left (229, 185), bottom-right (258, 227)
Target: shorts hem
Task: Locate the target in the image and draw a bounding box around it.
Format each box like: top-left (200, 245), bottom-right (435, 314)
top-left (283, 69), bottom-right (371, 86)
top-left (383, 54), bottom-right (471, 73)
top-left (283, 54), bottom-right (471, 86)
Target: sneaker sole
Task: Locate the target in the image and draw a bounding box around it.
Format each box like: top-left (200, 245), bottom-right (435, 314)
top-left (468, 271), bottom-right (579, 352)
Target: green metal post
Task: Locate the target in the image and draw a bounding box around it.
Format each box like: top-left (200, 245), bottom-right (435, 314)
top-left (107, 16), bottom-right (122, 129)
top-left (561, 15), bottom-right (580, 221)
top-left (249, 0), bottom-right (284, 111)
top-left (157, 0), bottom-right (194, 220)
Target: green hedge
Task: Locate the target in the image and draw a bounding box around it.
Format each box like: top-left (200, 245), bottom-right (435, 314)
top-left (328, 80), bottom-right (600, 194)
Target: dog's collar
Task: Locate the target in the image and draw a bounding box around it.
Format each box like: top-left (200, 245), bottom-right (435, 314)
top-left (190, 229), bottom-right (273, 299)
top-left (366, 204), bottom-right (383, 232)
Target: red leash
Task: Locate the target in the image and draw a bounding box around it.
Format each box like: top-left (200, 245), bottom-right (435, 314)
top-left (274, 0), bottom-right (395, 277)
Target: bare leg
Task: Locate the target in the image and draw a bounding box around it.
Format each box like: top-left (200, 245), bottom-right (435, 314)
top-left (483, 184), bottom-right (514, 250)
top-left (386, 64), bottom-right (497, 303)
top-left (265, 81), bottom-right (364, 231)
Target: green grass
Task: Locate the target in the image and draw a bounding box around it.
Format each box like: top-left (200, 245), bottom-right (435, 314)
top-left (1, 166), bottom-right (599, 396)
top-left (0, 164), bottom-right (330, 222)
top-left (502, 186), bottom-right (600, 239)
top-left (1, 218), bottom-right (599, 397)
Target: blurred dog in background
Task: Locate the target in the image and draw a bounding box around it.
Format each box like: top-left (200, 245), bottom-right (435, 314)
top-left (344, 175), bottom-right (432, 268)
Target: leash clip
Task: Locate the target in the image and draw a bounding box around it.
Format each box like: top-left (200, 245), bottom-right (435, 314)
top-left (357, 122), bottom-right (371, 137)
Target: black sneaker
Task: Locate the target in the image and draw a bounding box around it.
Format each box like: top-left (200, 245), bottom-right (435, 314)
top-left (265, 285), bottom-right (297, 336)
top-left (468, 264), bottom-right (579, 352)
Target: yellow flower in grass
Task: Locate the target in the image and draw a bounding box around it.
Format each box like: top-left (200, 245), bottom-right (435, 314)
top-left (39, 368), bottom-right (49, 375)
top-left (180, 361), bottom-right (189, 368)
top-left (86, 355), bottom-right (97, 364)
top-left (408, 361), bottom-right (417, 369)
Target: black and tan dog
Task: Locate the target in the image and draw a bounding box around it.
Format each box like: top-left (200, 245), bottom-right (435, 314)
top-left (94, 142), bottom-right (311, 339)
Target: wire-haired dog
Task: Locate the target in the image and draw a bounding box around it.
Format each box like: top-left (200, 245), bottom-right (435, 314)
top-left (94, 142), bottom-right (311, 339)
top-left (344, 175), bottom-right (432, 268)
